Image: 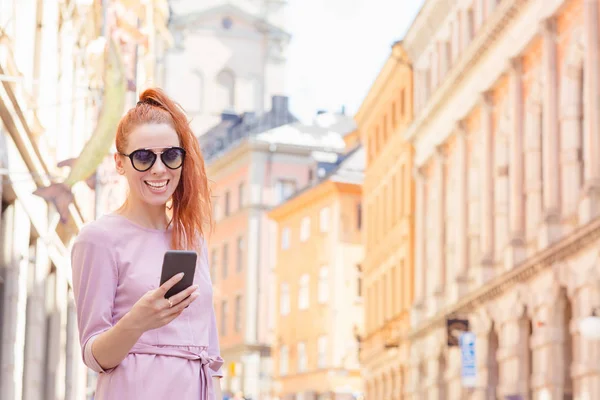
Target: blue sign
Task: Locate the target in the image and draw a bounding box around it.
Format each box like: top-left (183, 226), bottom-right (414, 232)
top-left (459, 331), bottom-right (477, 387)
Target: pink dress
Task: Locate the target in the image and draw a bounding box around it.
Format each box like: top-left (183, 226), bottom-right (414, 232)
top-left (71, 213), bottom-right (223, 399)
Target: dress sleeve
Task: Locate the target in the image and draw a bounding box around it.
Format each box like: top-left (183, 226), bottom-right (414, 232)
top-left (203, 239), bottom-right (224, 378)
top-left (71, 238), bottom-right (118, 374)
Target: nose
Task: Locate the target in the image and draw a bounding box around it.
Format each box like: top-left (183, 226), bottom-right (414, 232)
top-left (150, 155), bottom-right (168, 174)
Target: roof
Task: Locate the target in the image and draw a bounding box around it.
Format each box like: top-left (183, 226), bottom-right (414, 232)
top-left (328, 145), bottom-right (365, 185)
top-left (199, 100), bottom-right (357, 163)
top-left (198, 95), bottom-right (299, 162)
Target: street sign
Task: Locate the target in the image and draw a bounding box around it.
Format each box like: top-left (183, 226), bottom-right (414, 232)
top-left (459, 331), bottom-right (477, 388)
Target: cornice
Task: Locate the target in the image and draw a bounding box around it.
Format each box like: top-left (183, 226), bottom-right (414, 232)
top-left (409, 216), bottom-right (600, 340)
top-left (403, 0), bottom-right (456, 62)
top-left (405, 0), bottom-right (528, 145)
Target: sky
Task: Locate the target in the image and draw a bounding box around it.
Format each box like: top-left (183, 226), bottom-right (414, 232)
top-left (284, 0), bottom-right (424, 123)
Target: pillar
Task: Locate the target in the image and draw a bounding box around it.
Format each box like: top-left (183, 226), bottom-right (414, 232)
top-left (507, 58), bottom-right (526, 268)
top-left (539, 18), bottom-right (561, 247)
top-left (579, 0), bottom-right (600, 223)
top-left (530, 294), bottom-right (573, 399)
top-left (412, 167), bottom-right (426, 318)
top-left (433, 147), bottom-right (446, 304)
top-left (479, 93), bottom-right (495, 276)
top-left (453, 124), bottom-right (469, 300)
top-left (0, 202), bottom-right (30, 400)
top-left (496, 305), bottom-right (531, 399)
top-left (23, 239), bottom-right (49, 400)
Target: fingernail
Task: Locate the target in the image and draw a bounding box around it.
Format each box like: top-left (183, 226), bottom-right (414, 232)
top-left (178, 272), bottom-right (185, 277)
top-left (193, 285), bottom-right (199, 290)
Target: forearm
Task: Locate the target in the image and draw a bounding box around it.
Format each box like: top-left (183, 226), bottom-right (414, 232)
top-left (90, 313), bottom-right (143, 371)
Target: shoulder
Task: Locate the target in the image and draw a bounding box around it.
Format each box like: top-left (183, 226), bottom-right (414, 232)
top-left (73, 215), bottom-right (118, 248)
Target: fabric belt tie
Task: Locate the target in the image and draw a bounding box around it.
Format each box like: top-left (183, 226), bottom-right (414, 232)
top-left (129, 343), bottom-right (224, 399)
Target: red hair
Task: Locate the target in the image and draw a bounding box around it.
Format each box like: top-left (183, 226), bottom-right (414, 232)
top-left (115, 87), bottom-right (213, 250)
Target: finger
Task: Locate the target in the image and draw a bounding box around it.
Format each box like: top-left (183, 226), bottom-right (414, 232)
top-left (168, 292), bottom-right (199, 315)
top-left (168, 284), bottom-right (199, 306)
top-left (157, 272), bottom-right (185, 297)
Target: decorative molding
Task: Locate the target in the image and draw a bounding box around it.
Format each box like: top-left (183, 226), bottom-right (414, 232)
top-left (408, 216), bottom-right (600, 340)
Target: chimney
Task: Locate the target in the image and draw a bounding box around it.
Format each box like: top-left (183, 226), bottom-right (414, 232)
top-left (272, 95), bottom-right (289, 113)
top-left (221, 110), bottom-right (239, 122)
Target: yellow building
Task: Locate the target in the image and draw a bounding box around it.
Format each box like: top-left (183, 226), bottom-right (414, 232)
top-left (269, 146), bottom-right (365, 399)
top-left (354, 41), bottom-right (414, 399)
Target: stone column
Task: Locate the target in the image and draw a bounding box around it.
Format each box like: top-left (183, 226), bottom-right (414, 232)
top-left (524, 96), bottom-right (544, 242)
top-left (559, 70), bottom-right (584, 219)
top-left (495, 297), bottom-right (531, 399)
top-left (469, 310), bottom-right (496, 400)
top-left (433, 147), bottom-right (446, 305)
top-left (580, 0), bottom-right (600, 223)
top-left (461, 7), bottom-right (471, 51)
top-left (0, 202), bottom-right (30, 400)
top-left (529, 291), bottom-right (573, 399)
top-left (453, 124), bottom-right (469, 300)
top-left (479, 93), bottom-right (495, 272)
top-left (23, 240), bottom-right (49, 400)
top-left (539, 18), bottom-right (561, 247)
top-left (412, 167), bottom-right (426, 318)
top-left (507, 58), bottom-right (526, 268)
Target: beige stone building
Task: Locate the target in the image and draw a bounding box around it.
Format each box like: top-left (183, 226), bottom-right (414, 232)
top-left (401, 0), bottom-right (600, 398)
top-left (0, 1), bottom-right (171, 399)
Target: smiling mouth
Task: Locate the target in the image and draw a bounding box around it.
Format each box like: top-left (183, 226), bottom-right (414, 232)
top-left (144, 180), bottom-right (169, 191)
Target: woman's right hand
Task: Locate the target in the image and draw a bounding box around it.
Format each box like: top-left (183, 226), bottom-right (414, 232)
top-left (123, 273), bottom-right (200, 334)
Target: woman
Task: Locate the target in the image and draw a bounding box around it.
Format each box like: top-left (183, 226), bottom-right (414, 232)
top-left (71, 88), bottom-right (223, 399)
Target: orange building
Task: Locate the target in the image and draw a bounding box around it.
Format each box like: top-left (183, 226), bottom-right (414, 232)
top-left (355, 41), bottom-right (414, 399)
top-left (269, 146), bottom-right (365, 399)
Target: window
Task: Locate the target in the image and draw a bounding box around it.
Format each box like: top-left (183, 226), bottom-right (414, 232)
top-left (224, 191), bottom-right (231, 216)
top-left (319, 207), bottom-right (330, 233)
top-left (234, 295), bottom-right (242, 332)
top-left (279, 345), bottom-right (289, 376)
top-left (356, 203), bottom-right (362, 230)
top-left (298, 274), bottom-right (310, 310)
top-left (318, 267), bottom-right (329, 304)
top-left (280, 282), bottom-right (290, 316)
top-left (391, 102), bottom-right (397, 129)
top-left (211, 249), bottom-right (218, 283)
top-left (238, 182), bottom-right (244, 209)
top-left (300, 217), bottom-right (311, 242)
top-left (222, 243), bottom-right (229, 279)
top-left (281, 227), bottom-right (290, 250)
top-left (217, 69), bottom-right (235, 110)
top-left (317, 336), bottom-right (327, 368)
top-left (276, 179), bottom-right (296, 203)
top-left (297, 342), bottom-right (307, 372)
top-left (236, 236), bottom-right (244, 272)
top-left (220, 300), bottom-right (227, 336)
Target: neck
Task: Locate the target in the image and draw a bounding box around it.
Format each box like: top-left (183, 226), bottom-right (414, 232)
top-left (117, 197), bottom-right (169, 230)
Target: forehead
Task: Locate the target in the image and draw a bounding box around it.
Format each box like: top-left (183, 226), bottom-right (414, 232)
top-left (126, 123), bottom-right (179, 151)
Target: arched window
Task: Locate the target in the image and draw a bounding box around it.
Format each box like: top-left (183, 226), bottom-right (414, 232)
top-left (217, 68), bottom-right (236, 111)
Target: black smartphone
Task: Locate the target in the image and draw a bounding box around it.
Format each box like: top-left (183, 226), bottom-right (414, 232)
top-left (159, 250), bottom-right (197, 299)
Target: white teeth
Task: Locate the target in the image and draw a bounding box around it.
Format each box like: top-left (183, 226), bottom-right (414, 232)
top-left (145, 180), bottom-right (168, 188)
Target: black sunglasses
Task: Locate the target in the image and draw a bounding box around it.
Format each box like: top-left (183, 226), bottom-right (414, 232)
top-left (119, 146), bottom-right (186, 172)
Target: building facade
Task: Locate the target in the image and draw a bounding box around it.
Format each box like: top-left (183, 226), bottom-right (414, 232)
top-left (0, 1), bottom-right (171, 399)
top-left (268, 146), bottom-right (365, 400)
top-left (403, 0), bottom-right (600, 398)
top-left (355, 42), bottom-right (415, 400)
top-left (165, 0), bottom-right (290, 135)
top-left (203, 103), bottom-right (354, 399)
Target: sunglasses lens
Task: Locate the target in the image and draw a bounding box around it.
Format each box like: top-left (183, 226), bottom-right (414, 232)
top-left (131, 150), bottom-right (156, 171)
top-left (162, 148), bottom-right (184, 169)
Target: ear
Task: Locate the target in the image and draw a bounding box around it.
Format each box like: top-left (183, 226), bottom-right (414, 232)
top-left (114, 153), bottom-right (125, 175)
